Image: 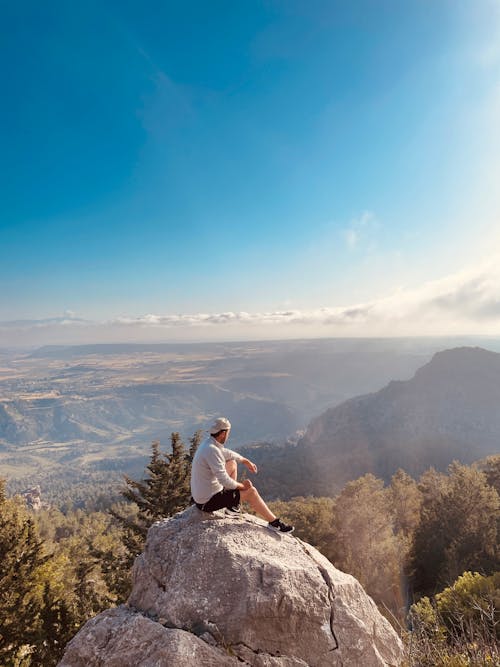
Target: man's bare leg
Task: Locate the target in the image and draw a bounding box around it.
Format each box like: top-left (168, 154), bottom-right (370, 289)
top-left (240, 486), bottom-right (277, 522)
top-left (225, 460), bottom-right (276, 522)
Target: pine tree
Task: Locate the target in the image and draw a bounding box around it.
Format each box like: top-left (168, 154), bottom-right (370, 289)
top-left (390, 468), bottom-right (422, 540)
top-left (389, 469), bottom-right (422, 613)
top-left (0, 479), bottom-right (48, 665)
top-left (105, 431), bottom-right (202, 595)
top-left (411, 463), bottom-right (500, 597)
top-left (121, 432), bottom-right (199, 528)
top-left (31, 583), bottom-right (74, 667)
top-left (331, 474), bottom-right (403, 618)
top-left (483, 454), bottom-right (500, 495)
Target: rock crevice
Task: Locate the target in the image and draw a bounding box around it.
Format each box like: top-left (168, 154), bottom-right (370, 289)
top-left (58, 507), bottom-right (403, 666)
top-left (296, 539), bottom-right (340, 652)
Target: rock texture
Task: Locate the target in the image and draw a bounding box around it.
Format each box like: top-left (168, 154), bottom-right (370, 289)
top-left (58, 606), bottom-right (237, 667)
top-left (59, 507), bottom-right (403, 666)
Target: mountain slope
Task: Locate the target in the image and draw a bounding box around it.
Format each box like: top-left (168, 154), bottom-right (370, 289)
top-left (243, 347), bottom-right (500, 497)
top-left (304, 346), bottom-right (500, 492)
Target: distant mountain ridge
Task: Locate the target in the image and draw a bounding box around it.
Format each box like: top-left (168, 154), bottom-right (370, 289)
top-left (242, 347), bottom-right (500, 497)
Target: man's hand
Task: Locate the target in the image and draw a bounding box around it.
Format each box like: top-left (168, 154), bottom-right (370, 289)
top-left (239, 479), bottom-right (253, 491)
top-left (242, 458), bottom-right (258, 474)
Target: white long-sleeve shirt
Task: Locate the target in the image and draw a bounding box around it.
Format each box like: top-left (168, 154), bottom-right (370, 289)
top-left (190, 435), bottom-right (244, 504)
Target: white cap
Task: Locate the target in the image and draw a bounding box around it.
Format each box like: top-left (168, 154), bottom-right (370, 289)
top-left (209, 417), bottom-right (231, 434)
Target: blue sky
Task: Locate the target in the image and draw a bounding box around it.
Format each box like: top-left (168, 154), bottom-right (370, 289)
top-left (2, 1), bottom-right (500, 344)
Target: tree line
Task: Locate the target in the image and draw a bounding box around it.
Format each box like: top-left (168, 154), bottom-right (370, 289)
top-left (269, 457), bottom-right (500, 665)
top-left (1, 434), bottom-right (499, 666)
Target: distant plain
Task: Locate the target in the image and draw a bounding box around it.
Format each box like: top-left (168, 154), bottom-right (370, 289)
top-left (2, 336), bottom-right (499, 498)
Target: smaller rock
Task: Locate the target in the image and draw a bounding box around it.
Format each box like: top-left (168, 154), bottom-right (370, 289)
top-left (58, 606), bottom-right (237, 667)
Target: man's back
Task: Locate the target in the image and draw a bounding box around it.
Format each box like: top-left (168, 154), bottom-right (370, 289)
top-left (191, 435), bottom-right (239, 504)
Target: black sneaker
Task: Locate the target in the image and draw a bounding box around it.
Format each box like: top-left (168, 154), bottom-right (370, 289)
top-left (267, 518), bottom-right (294, 534)
top-left (225, 505), bottom-right (241, 515)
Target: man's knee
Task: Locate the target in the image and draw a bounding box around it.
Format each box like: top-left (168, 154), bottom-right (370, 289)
top-left (242, 485), bottom-right (258, 499)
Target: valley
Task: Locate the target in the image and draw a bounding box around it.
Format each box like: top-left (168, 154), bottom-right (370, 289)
top-left (1, 336), bottom-right (499, 500)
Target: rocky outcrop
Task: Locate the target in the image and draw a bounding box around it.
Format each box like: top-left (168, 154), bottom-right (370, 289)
top-left (57, 606), bottom-right (237, 667)
top-left (59, 507), bottom-right (403, 666)
top-left (21, 485), bottom-right (44, 511)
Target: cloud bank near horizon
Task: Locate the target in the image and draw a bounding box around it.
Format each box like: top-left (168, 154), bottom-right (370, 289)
top-left (2, 259), bottom-right (500, 346)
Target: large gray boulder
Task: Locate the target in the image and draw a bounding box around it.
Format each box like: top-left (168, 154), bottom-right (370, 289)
top-left (59, 507), bottom-right (403, 666)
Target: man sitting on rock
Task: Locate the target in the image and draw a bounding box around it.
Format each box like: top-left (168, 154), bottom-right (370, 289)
top-left (191, 417), bottom-right (294, 533)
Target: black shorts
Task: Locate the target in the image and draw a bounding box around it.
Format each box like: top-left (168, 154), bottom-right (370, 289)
top-left (195, 488), bottom-right (240, 512)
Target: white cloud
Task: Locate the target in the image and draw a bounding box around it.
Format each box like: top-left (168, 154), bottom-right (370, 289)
top-left (2, 257), bottom-right (500, 345)
top-left (359, 257), bottom-right (500, 331)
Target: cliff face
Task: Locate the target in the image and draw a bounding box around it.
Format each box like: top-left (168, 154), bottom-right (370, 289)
top-left (298, 346), bottom-right (500, 493)
top-left (58, 508), bottom-right (403, 666)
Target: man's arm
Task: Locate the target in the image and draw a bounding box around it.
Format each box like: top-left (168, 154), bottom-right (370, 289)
top-left (241, 457), bottom-right (258, 473)
top-left (221, 447), bottom-right (258, 473)
top-left (205, 445), bottom-right (239, 490)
